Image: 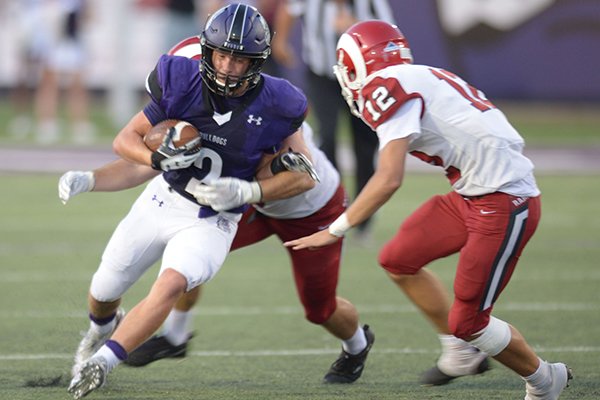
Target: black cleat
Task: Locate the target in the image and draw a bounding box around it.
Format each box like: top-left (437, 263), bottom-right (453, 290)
top-left (323, 325), bottom-right (375, 384)
top-left (124, 334), bottom-right (191, 367)
top-left (420, 353), bottom-right (490, 386)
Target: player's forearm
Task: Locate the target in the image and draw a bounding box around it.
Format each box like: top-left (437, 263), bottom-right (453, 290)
top-left (346, 173), bottom-right (399, 226)
top-left (258, 171), bottom-right (315, 202)
top-left (113, 111), bottom-right (154, 166)
top-left (92, 159), bottom-right (158, 192)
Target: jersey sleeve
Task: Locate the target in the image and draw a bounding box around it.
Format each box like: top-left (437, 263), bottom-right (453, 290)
top-left (376, 98), bottom-right (422, 150)
top-left (280, 80), bottom-right (308, 133)
top-left (359, 76), bottom-right (423, 131)
top-left (257, 77), bottom-right (308, 155)
top-left (142, 55), bottom-right (202, 125)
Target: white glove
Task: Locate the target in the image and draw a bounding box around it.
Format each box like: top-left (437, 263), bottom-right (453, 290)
top-left (152, 148), bottom-right (201, 171)
top-left (58, 171), bottom-right (95, 204)
top-left (150, 127), bottom-right (202, 171)
top-left (189, 177), bottom-right (262, 211)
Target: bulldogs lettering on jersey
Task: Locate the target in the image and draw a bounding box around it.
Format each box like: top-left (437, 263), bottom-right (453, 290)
top-left (142, 55), bottom-right (308, 215)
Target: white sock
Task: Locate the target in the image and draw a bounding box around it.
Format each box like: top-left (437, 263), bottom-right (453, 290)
top-left (523, 358), bottom-right (551, 389)
top-left (90, 318), bottom-right (117, 336)
top-left (342, 326), bottom-right (367, 355)
top-left (439, 334), bottom-right (470, 352)
top-left (162, 309), bottom-right (193, 346)
top-left (96, 344), bottom-right (122, 373)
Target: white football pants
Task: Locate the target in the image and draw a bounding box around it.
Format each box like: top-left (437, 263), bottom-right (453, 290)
top-left (90, 176), bottom-right (240, 301)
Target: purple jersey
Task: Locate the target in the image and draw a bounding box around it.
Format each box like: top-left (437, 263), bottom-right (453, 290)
top-left (143, 55), bottom-right (307, 215)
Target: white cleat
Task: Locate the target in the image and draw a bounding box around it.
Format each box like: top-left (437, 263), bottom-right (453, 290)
top-left (68, 356), bottom-right (108, 399)
top-left (71, 308), bottom-right (124, 377)
top-left (525, 363), bottom-right (573, 400)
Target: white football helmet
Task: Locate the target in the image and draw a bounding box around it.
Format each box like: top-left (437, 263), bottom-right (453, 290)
top-left (333, 20), bottom-right (413, 117)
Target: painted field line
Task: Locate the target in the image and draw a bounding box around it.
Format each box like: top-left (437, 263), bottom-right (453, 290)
top-left (0, 302), bottom-right (598, 320)
top-left (2, 346), bottom-right (599, 361)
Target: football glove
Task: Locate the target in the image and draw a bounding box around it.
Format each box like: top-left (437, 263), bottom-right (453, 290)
top-left (189, 177), bottom-right (262, 212)
top-left (270, 150), bottom-right (320, 182)
top-left (151, 127), bottom-right (202, 171)
top-left (58, 171), bottom-right (95, 204)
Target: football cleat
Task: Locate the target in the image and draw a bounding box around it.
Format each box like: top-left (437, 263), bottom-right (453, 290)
top-left (124, 334), bottom-right (192, 367)
top-left (323, 325), bottom-right (375, 384)
top-left (68, 356), bottom-right (108, 399)
top-left (71, 308), bottom-right (124, 377)
top-left (420, 352), bottom-right (490, 386)
top-left (525, 363), bottom-right (573, 400)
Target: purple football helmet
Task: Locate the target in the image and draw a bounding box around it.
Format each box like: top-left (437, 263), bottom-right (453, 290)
top-left (200, 3), bottom-right (271, 97)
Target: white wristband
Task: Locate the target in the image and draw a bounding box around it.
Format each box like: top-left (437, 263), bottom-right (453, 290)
top-left (248, 181), bottom-right (263, 204)
top-left (328, 213), bottom-right (351, 237)
top-left (85, 171), bottom-right (96, 192)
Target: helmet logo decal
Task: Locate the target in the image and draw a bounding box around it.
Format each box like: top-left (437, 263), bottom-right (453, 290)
top-left (384, 42), bottom-right (402, 52)
top-left (247, 115), bottom-right (263, 125)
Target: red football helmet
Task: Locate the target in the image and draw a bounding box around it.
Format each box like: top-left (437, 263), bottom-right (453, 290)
top-left (333, 20), bottom-right (413, 117)
top-left (167, 35), bottom-right (202, 59)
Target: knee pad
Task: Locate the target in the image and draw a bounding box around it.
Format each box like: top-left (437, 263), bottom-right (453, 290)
top-left (468, 316), bottom-right (511, 356)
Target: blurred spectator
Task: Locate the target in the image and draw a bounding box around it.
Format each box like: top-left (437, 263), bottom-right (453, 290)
top-left (162, 0), bottom-right (203, 53)
top-left (272, 0), bottom-right (396, 244)
top-left (12, 0), bottom-right (96, 145)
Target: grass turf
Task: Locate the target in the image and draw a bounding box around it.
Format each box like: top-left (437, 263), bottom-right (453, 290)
top-left (0, 172), bottom-right (599, 399)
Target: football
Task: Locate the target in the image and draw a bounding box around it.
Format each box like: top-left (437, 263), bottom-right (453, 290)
top-left (143, 119), bottom-right (201, 152)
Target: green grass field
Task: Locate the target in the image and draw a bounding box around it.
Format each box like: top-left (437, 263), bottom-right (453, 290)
top-left (1, 170), bottom-right (599, 399)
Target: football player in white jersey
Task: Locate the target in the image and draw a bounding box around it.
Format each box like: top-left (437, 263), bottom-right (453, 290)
top-left (59, 122), bottom-right (374, 385)
top-left (285, 20), bottom-right (572, 399)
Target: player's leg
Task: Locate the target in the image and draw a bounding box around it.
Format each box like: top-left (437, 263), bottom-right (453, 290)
top-left (125, 208), bottom-right (273, 366)
top-left (455, 194), bottom-right (571, 398)
top-left (276, 186), bottom-right (374, 383)
top-left (69, 212), bottom-right (240, 398)
top-left (71, 179), bottom-right (169, 377)
top-left (379, 192), bottom-right (489, 384)
top-left (307, 71), bottom-right (341, 169)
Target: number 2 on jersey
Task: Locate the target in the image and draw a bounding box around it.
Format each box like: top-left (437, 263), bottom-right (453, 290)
top-left (430, 68), bottom-right (496, 112)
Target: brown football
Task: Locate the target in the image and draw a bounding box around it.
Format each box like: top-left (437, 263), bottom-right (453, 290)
top-left (143, 119), bottom-right (201, 151)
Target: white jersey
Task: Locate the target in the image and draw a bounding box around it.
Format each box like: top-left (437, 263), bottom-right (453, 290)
top-left (358, 64), bottom-right (540, 198)
top-left (254, 123), bottom-right (341, 219)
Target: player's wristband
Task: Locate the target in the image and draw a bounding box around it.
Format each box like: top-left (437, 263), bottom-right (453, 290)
top-left (328, 213), bottom-right (351, 238)
top-left (247, 181), bottom-right (263, 204)
top-left (85, 171), bottom-right (96, 192)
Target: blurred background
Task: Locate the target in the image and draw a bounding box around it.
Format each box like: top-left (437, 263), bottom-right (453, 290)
top-left (0, 0), bottom-right (598, 147)
top-left (1, 3), bottom-right (599, 398)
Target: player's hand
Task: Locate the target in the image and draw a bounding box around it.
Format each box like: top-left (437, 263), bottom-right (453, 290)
top-left (151, 127), bottom-right (202, 171)
top-left (58, 171), bottom-right (95, 204)
top-left (283, 229), bottom-right (340, 250)
top-left (279, 151), bottom-right (320, 182)
top-left (190, 177), bottom-right (262, 211)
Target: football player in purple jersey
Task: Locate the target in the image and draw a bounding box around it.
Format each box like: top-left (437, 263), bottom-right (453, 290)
top-left (66, 4), bottom-right (325, 398)
top-left (60, 122), bottom-right (374, 386)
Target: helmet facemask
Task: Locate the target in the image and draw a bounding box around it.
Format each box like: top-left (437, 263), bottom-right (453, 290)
top-left (332, 35), bottom-right (369, 118)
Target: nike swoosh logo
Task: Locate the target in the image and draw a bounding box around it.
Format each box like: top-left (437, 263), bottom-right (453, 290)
top-left (480, 210), bottom-right (497, 214)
